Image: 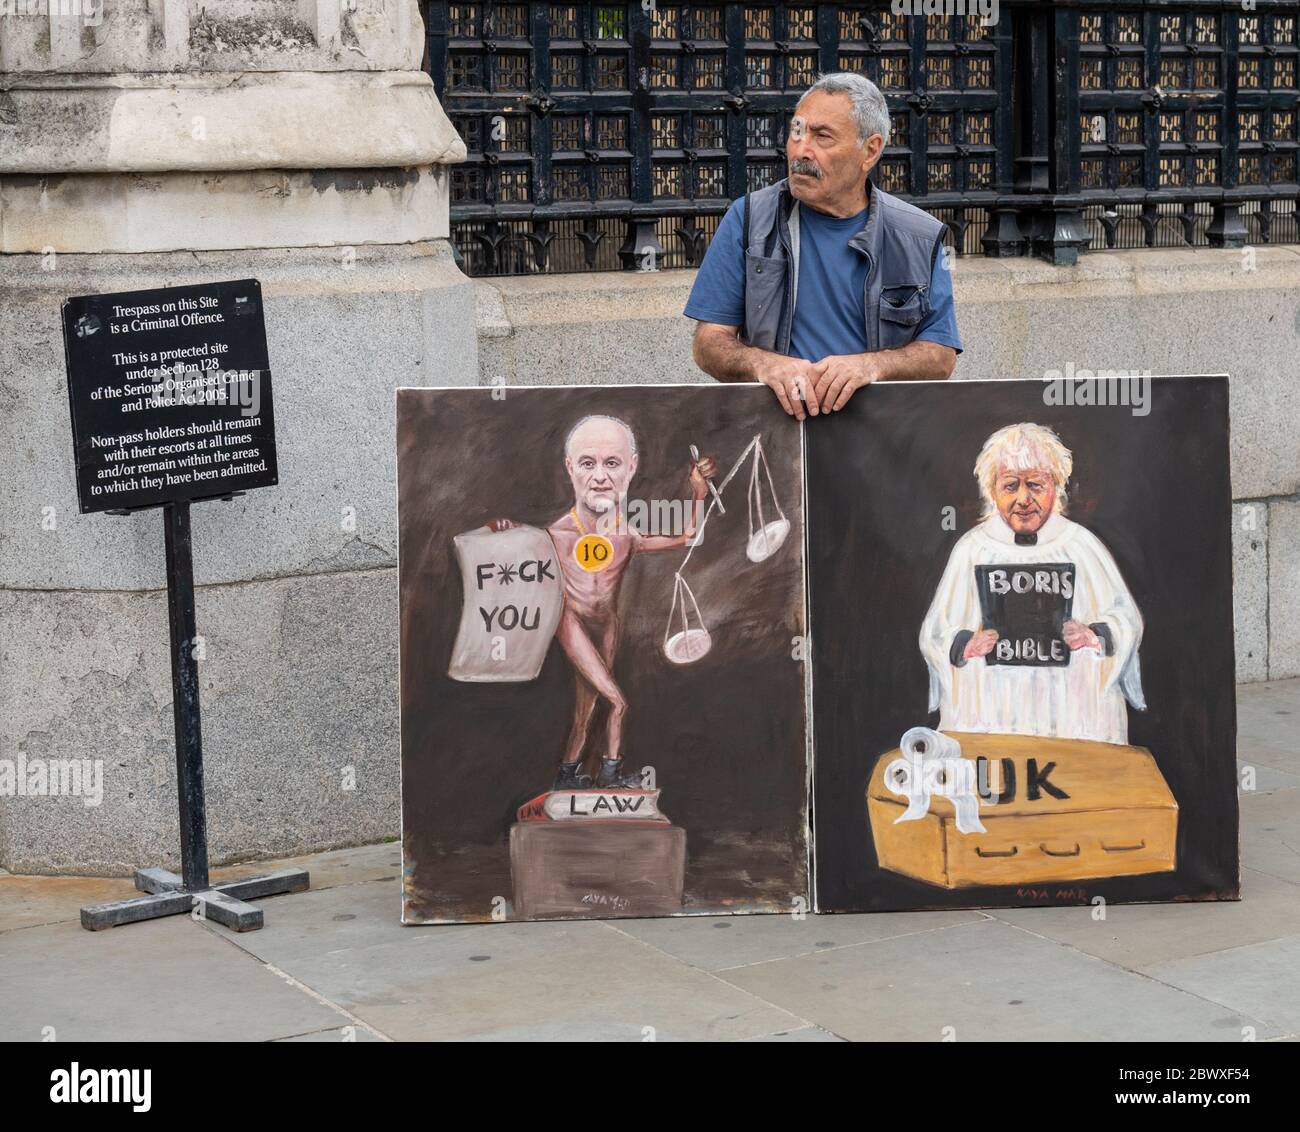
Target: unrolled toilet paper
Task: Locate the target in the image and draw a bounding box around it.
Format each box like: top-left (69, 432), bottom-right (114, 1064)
top-left (884, 727), bottom-right (987, 834)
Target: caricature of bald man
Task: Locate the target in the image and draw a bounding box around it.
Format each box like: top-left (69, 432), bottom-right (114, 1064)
top-left (492, 416), bottom-right (716, 789)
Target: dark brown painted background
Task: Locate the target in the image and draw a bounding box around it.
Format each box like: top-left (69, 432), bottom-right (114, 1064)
top-left (398, 386), bottom-right (808, 922)
top-left (808, 376), bottom-right (1239, 913)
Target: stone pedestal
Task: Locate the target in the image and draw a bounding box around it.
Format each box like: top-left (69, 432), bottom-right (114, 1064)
top-left (0, 0), bottom-right (476, 873)
top-left (510, 823), bottom-right (687, 920)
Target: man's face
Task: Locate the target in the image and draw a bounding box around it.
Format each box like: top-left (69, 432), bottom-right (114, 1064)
top-left (565, 419), bottom-right (637, 514)
top-left (786, 90), bottom-right (882, 213)
top-left (994, 465), bottom-right (1057, 534)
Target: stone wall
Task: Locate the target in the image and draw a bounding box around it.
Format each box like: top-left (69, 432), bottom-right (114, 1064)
top-left (0, 0), bottom-right (477, 874)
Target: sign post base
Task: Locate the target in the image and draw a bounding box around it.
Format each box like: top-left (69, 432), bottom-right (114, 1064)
top-left (75, 498), bottom-right (309, 932)
top-left (80, 866), bottom-right (310, 932)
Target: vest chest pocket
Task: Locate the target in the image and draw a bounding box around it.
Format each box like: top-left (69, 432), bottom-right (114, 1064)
top-left (743, 252), bottom-right (787, 350)
top-left (878, 284), bottom-right (930, 349)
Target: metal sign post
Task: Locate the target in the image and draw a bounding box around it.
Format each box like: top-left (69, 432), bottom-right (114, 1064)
top-left (63, 280), bottom-right (307, 932)
top-left (80, 501), bottom-right (308, 932)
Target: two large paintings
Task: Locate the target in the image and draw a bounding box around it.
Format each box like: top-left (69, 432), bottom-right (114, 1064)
top-left (397, 377), bottom-right (1238, 923)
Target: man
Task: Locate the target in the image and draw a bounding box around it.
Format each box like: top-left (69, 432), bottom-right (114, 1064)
top-left (919, 422), bottom-right (1145, 746)
top-left (685, 71), bottom-right (961, 419)
top-left (492, 415), bottom-right (716, 789)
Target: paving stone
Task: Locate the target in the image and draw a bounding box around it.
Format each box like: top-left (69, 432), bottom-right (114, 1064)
top-left (716, 919), bottom-right (1280, 1042)
top-left (1237, 678), bottom-right (1300, 776)
top-left (262, 918), bottom-right (807, 1042)
top-left (611, 908), bottom-right (984, 972)
top-left (272, 1025), bottom-right (387, 1043)
top-left (1239, 788), bottom-right (1300, 886)
top-left (745, 1025), bottom-right (845, 1042)
top-left (0, 873), bottom-right (137, 932)
top-left (204, 874), bottom-right (450, 964)
top-left (0, 916), bottom-right (345, 1042)
top-left (215, 842), bottom-right (404, 892)
top-left (988, 868), bottom-right (1300, 972)
top-left (1147, 934), bottom-right (1300, 1037)
top-left (1238, 761), bottom-right (1300, 794)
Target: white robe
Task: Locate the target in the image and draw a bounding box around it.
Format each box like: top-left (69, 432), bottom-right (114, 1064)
top-left (919, 510), bottom-right (1145, 745)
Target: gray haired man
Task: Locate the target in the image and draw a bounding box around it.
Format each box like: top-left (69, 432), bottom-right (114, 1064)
top-left (685, 72), bottom-right (962, 419)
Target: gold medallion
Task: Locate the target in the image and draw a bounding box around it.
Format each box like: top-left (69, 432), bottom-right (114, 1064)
top-left (574, 533), bottom-right (615, 573)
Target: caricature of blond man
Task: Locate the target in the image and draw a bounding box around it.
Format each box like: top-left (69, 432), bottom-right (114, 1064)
top-left (919, 422), bottom-right (1145, 745)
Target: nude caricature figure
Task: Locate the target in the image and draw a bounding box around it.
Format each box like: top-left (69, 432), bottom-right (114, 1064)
top-left (491, 415), bottom-right (716, 790)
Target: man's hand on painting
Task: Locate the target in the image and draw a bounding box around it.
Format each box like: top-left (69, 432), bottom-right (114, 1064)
top-left (963, 628), bottom-right (1000, 660)
top-left (811, 353), bottom-right (881, 413)
top-left (1063, 619), bottom-right (1103, 652)
top-left (754, 354), bottom-right (822, 420)
top-left (689, 455), bottom-right (718, 499)
top-left (486, 518), bottom-right (518, 532)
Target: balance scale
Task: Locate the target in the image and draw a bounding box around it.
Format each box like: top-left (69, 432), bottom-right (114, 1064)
top-left (663, 434), bottom-right (789, 664)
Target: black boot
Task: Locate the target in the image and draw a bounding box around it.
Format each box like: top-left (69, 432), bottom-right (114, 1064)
top-left (553, 760), bottom-right (592, 790)
top-left (595, 758), bottom-right (643, 789)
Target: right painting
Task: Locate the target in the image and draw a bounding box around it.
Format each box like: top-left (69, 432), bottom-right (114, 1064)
top-left (808, 376), bottom-right (1239, 912)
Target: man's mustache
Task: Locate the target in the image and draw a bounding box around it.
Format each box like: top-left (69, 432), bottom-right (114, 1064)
top-left (789, 158), bottom-right (823, 179)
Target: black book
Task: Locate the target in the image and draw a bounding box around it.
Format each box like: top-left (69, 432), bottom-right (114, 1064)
top-left (974, 562), bottom-right (1075, 667)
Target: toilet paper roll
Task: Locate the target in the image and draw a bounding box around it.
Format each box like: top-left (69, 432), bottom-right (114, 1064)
top-left (884, 727), bottom-right (987, 834)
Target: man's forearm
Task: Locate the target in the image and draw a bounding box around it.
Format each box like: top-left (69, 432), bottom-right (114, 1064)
top-left (693, 328), bottom-right (788, 384)
top-left (863, 339), bottom-right (957, 381)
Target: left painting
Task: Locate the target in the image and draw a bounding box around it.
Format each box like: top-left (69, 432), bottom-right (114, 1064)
top-left (397, 386), bottom-right (809, 923)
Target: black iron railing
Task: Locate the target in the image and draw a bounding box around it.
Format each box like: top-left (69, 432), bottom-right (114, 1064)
top-left (428, 1), bottom-right (1300, 275)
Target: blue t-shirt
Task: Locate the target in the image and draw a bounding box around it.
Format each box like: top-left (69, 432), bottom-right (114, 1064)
top-left (684, 194), bottom-right (962, 362)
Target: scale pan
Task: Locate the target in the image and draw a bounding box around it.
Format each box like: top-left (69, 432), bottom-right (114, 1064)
top-left (746, 518), bottom-right (790, 563)
top-left (664, 628), bottom-right (712, 664)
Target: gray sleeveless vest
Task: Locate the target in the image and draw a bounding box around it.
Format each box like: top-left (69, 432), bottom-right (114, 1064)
top-left (740, 178), bottom-right (946, 356)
